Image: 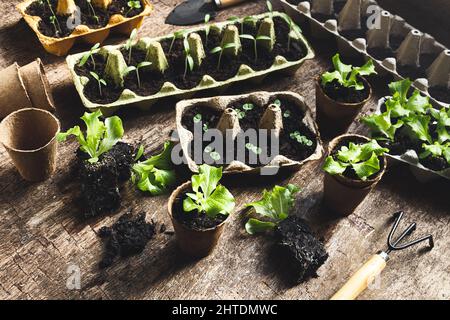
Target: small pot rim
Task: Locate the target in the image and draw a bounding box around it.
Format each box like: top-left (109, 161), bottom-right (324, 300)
top-left (167, 180), bottom-right (230, 232)
top-left (316, 76), bottom-right (372, 107)
top-left (0, 108), bottom-right (60, 153)
top-left (326, 133), bottom-right (387, 184)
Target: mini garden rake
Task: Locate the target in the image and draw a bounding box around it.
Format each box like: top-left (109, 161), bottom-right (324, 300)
top-left (331, 211), bottom-right (434, 300)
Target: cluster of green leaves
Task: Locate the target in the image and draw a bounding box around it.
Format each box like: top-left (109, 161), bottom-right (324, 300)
top-left (125, 28), bottom-right (138, 64)
top-left (321, 53), bottom-right (376, 90)
top-left (79, 43), bottom-right (100, 69)
top-left (57, 110), bottom-right (124, 163)
top-left (245, 184), bottom-right (300, 234)
top-left (362, 79), bottom-right (450, 166)
top-left (290, 131), bottom-right (313, 146)
top-left (131, 141), bottom-right (176, 195)
top-left (236, 103), bottom-right (255, 119)
top-left (183, 165), bottom-right (235, 218)
top-left (126, 1), bottom-right (141, 17)
top-left (323, 140), bottom-right (388, 181)
top-left (89, 71), bottom-right (107, 96)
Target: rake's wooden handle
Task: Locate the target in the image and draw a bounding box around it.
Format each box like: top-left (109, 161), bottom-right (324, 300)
top-left (331, 253), bottom-right (387, 300)
top-left (215, 0), bottom-right (247, 9)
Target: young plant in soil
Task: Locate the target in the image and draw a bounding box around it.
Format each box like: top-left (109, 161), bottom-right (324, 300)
top-left (279, 13), bottom-right (302, 51)
top-left (182, 37), bottom-right (195, 80)
top-left (266, 0), bottom-right (274, 18)
top-left (210, 42), bottom-right (238, 70)
top-left (236, 102), bottom-right (255, 119)
top-left (57, 110), bottom-right (134, 217)
top-left (182, 164), bottom-right (235, 221)
top-left (79, 43), bottom-right (100, 69)
top-left (125, 0), bottom-right (142, 17)
top-left (169, 30), bottom-right (188, 54)
top-left (123, 61), bottom-right (152, 88)
top-left (204, 13), bottom-right (211, 46)
top-left (131, 141), bottom-right (177, 195)
top-left (239, 34), bottom-right (272, 62)
top-left (86, 0), bottom-right (100, 24)
top-left (125, 28), bottom-right (138, 64)
top-left (290, 131), bottom-right (313, 147)
top-left (244, 184), bottom-right (328, 283)
top-left (323, 139), bottom-right (388, 181)
top-left (89, 71), bottom-right (107, 97)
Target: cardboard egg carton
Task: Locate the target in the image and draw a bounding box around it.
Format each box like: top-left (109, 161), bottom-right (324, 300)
top-left (175, 91), bottom-right (324, 176)
top-left (17, 0), bottom-right (153, 56)
top-left (276, 0), bottom-right (450, 108)
top-left (66, 12), bottom-right (315, 115)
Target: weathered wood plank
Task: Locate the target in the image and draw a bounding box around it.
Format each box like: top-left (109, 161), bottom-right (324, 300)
top-left (0, 0), bottom-right (448, 300)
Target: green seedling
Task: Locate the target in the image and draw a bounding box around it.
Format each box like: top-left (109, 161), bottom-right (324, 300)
top-left (125, 28), bottom-right (138, 64)
top-left (183, 164), bottom-right (235, 218)
top-left (79, 42), bottom-right (100, 69)
top-left (321, 53), bottom-right (377, 90)
top-left (86, 0), bottom-right (100, 24)
top-left (169, 30), bottom-right (188, 54)
top-left (204, 146), bottom-right (221, 161)
top-left (323, 139), bottom-right (388, 181)
top-left (131, 141), bottom-right (177, 195)
top-left (280, 13), bottom-right (302, 51)
top-left (236, 103), bottom-right (254, 119)
top-left (89, 71), bottom-right (107, 96)
top-left (183, 37), bottom-right (195, 80)
top-left (245, 143), bottom-right (262, 155)
top-left (204, 13), bottom-right (211, 46)
top-left (239, 34), bottom-right (271, 61)
top-left (244, 184), bottom-right (300, 234)
top-left (57, 110), bottom-right (124, 163)
top-left (430, 107), bottom-right (450, 143)
top-left (210, 42), bottom-right (238, 70)
top-left (419, 141), bottom-right (450, 165)
top-left (266, 1), bottom-right (273, 18)
top-left (290, 131), bottom-right (313, 146)
top-left (46, 0), bottom-right (61, 34)
top-left (362, 110), bottom-right (403, 141)
top-left (123, 61), bottom-right (152, 88)
top-left (126, 0), bottom-right (141, 17)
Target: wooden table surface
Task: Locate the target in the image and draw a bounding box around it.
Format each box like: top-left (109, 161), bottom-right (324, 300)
top-left (0, 0), bottom-right (449, 300)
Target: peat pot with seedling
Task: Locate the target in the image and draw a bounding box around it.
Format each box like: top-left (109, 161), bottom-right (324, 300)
top-left (322, 134), bottom-right (388, 216)
top-left (316, 53), bottom-right (376, 137)
top-left (168, 165), bottom-right (235, 258)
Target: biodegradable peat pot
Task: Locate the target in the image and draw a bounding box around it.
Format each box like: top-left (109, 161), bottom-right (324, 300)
top-left (0, 63), bottom-right (32, 119)
top-left (323, 134), bottom-right (386, 216)
top-left (0, 108), bottom-right (60, 182)
top-left (168, 181), bottom-right (228, 258)
top-left (315, 77), bottom-right (372, 137)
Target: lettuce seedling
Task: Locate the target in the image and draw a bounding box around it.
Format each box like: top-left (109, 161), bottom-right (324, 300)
top-left (183, 37), bottom-right (195, 80)
top-left (89, 71), bottom-right (107, 96)
top-left (361, 110), bottom-right (403, 141)
top-left (236, 103), bottom-right (254, 119)
top-left (290, 131), bottom-right (313, 146)
top-left (123, 61), bottom-right (152, 88)
top-left (57, 110), bottom-right (124, 163)
top-left (125, 28), bottom-right (138, 64)
top-left (126, 1), bottom-right (141, 17)
top-left (239, 34), bottom-right (272, 61)
top-left (387, 79), bottom-right (431, 117)
top-left (210, 42), bottom-right (238, 70)
top-left (245, 184), bottom-right (300, 234)
top-left (430, 107), bottom-right (450, 143)
top-left (79, 43), bottom-right (100, 69)
top-left (419, 141), bottom-right (450, 165)
top-left (321, 53), bottom-right (376, 90)
top-left (131, 141), bottom-right (176, 195)
top-left (323, 139), bottom-right (388, 180)
top-left (403, 114), bottom-right (432, 144)
top-left (280, 13), bottom-right (302, 51)
top-left (183, 164), bottom-right (235, 218)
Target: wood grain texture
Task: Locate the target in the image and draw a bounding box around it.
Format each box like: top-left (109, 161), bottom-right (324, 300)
top-left (0, 0), bottom-right (449, 300)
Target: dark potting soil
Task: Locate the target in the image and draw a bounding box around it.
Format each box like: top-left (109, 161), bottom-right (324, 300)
top-left (78, 17), bottom-right (307, 104)
top-left (77, 142), bottom-right (134, 217)
top-left (321, 78), bottom-right (370, 103)
top-left (228, 99), bottom-right (264, 131)
top-left (389, 33), bottom-right (404, 51)
top-left (173, 193), bottom-right (228, 231)
top-left (339, 15), bottom-right (369, 41)
top-left (396, 64), bottom-right (425, 81)
top-left (274, 216), bottom-right (328, 283)
top-left (330, 136), bottom-right (385, 180)
top-left (26, 0), bottom-right (144, 38)
top-left (429, 86), bottom-right (450, 104)
top-left (367, 46), bottom-right (394, 61)
top-left (98, 211), bottom-right (157, 268)
top-left (181, 104), bottom-right (221, 133)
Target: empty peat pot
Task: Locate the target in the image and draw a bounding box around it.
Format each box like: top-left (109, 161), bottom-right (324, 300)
top-left (323, 134), bottom-right (386, 216)
top-left (168, 181), bottom-right (229, 258)
top-left (0, 108), bottom-right (60, 182)
top-left (315, 77), bottom-right (372, 137)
